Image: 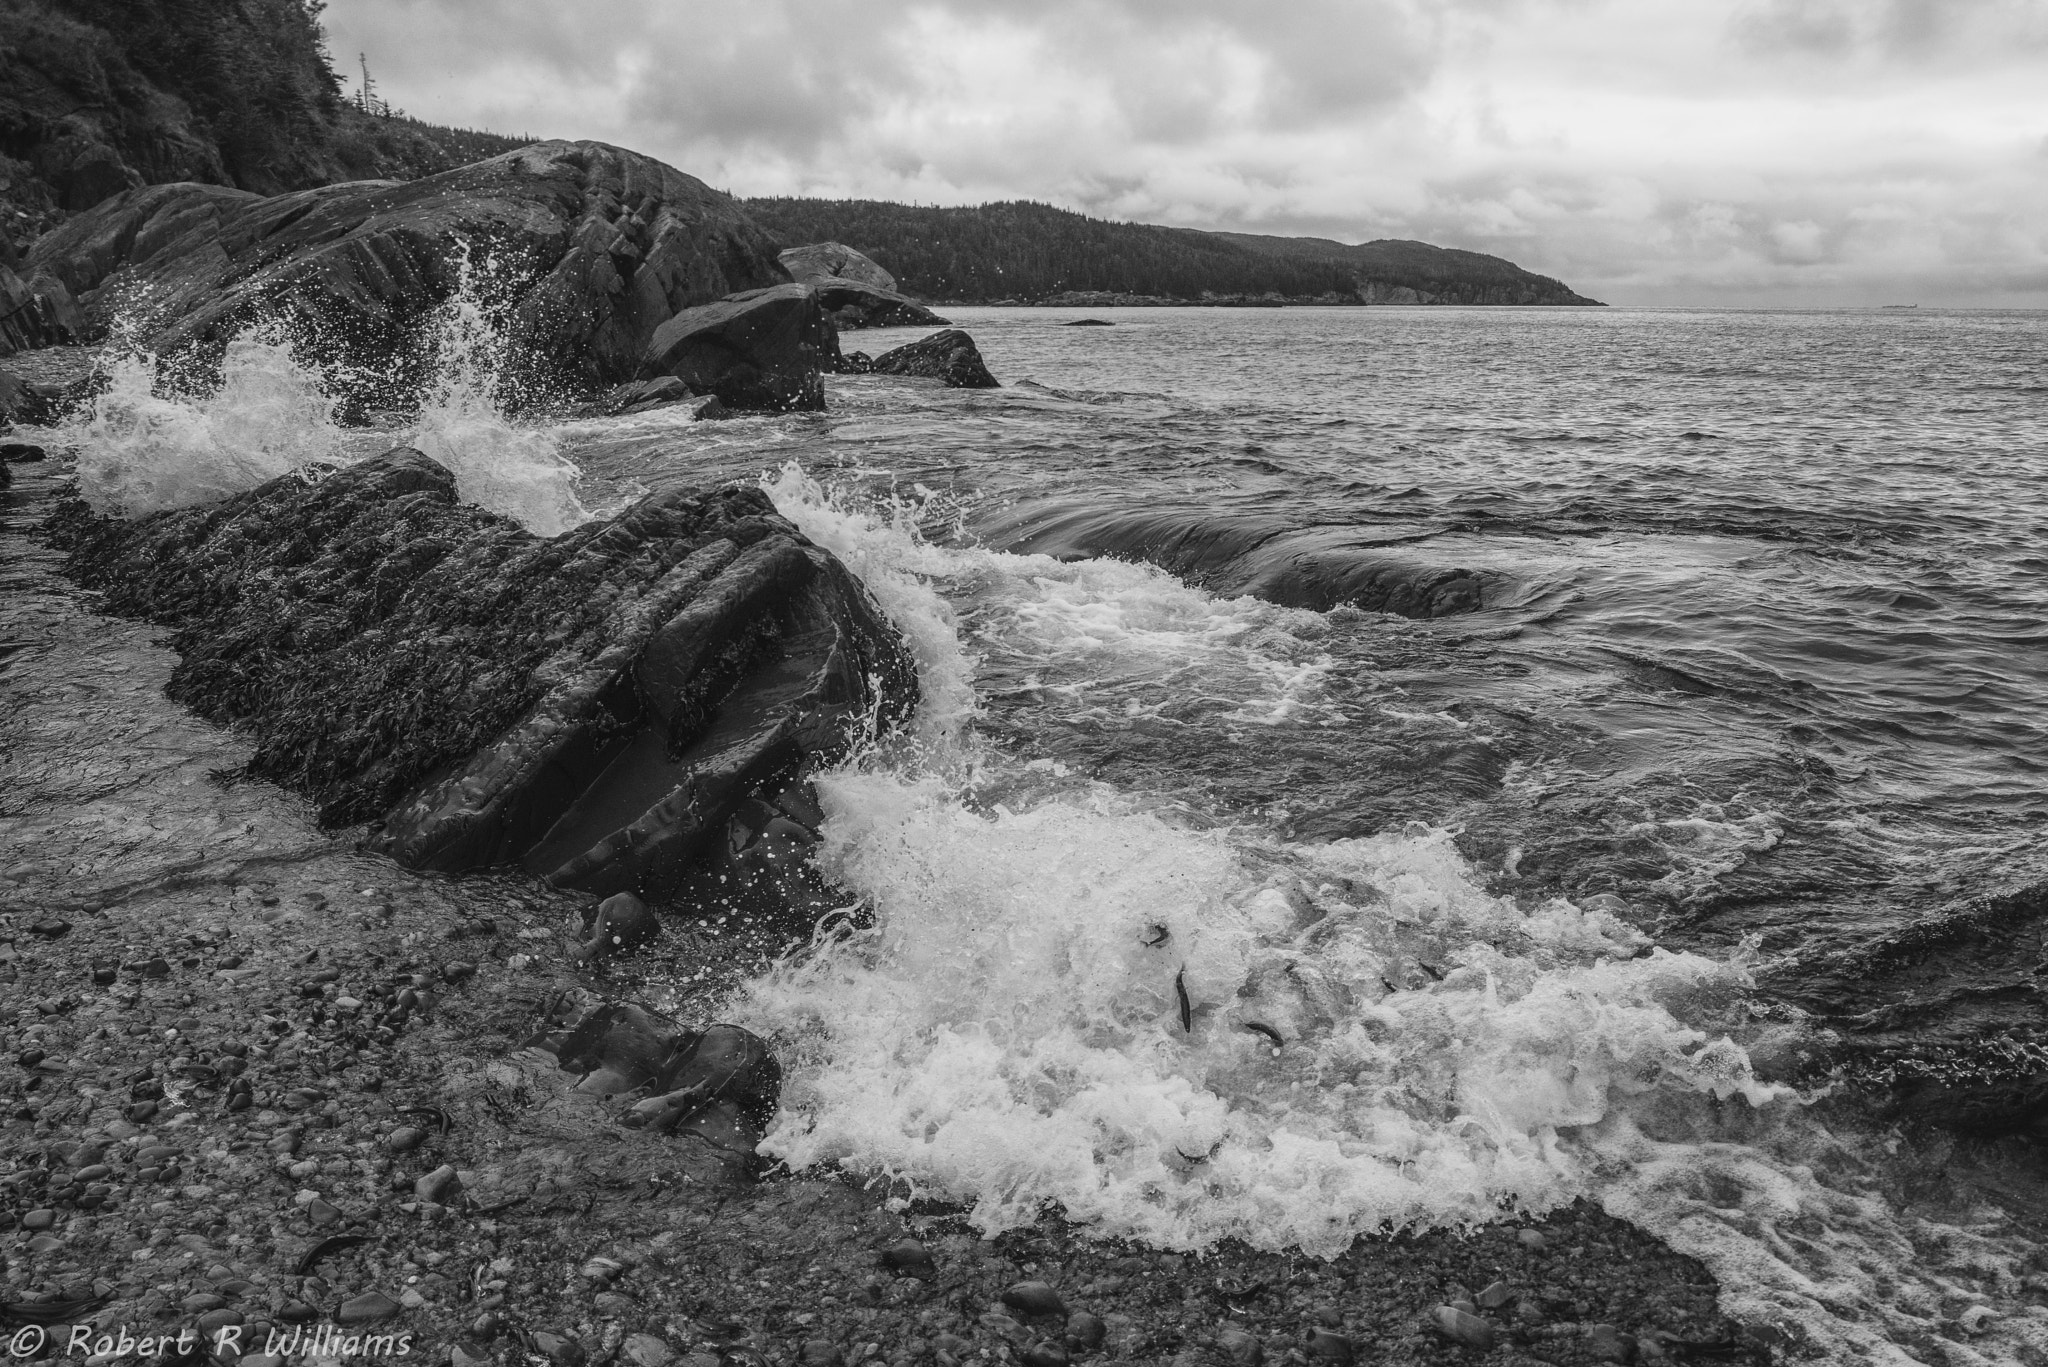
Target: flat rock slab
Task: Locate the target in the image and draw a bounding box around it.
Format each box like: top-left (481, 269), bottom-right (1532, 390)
top-left (49, 447), bottom-right (918, 898)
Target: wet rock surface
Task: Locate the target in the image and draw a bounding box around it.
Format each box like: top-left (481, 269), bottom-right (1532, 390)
top-left (869, 330), bottom-right (999, 390)
top-left (638, 283), bottom-right (836, 412)
top-left (22, 141), bottom-right (789, 400)
top-left (776, 243), bottom-right (946, 332)
top-left (45, 447), bottom-right (919, 899)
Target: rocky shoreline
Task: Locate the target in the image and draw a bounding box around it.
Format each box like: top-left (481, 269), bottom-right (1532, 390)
top-left (0, 439), bottom-right (1774, 1367)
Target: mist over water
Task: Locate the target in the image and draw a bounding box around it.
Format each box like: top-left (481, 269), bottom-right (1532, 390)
top-left (24, 302), bottom-right (2048, 1362)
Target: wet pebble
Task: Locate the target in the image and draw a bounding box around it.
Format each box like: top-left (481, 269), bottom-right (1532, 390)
top-left (1216, 1325), bottom-right (1263, 1365)
top-left (880, 1238), bottom-right (935, 1278)
top-left (1001, 1281), bottom-right (1067, 1318)
top-left (337, 1291), bottom-right (400, 1326)
top-left (1587, 1323), bottom-right (1635, 1361)
top-left (622, 1333), bottom-right (675, 1367)
top-left (415, 1164), bottom-right (462, 1203)
top-left (1430, 1306), bottom-right (1496, 1352)
top-left (1304, 1327), bottom-right (1353, 1364)
top-left (1065, 1311), bottom-right (1106, 1351)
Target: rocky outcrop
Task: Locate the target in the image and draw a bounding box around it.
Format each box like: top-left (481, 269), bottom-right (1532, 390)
top-left (49, 447), bottom-right (919, 901)
top-left (870, 329), bottom-right (999, 389)
top-left (0, 263), bottom-right (86, 356)
top-left (638, 283), bottom-right (834, 412)
top-left (778, 242), bottom-right (897, 293)
top-left (778, 241), bottom-right (947, 331)
top-left (23, 141), bottom-right (791, 402)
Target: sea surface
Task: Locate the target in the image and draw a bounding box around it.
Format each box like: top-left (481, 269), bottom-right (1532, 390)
top-left (12, 302), bottom-right (2048, 1363)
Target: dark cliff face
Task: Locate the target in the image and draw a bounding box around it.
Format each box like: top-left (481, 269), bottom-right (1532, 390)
top-left (0, 0), bottom-right (530, 247)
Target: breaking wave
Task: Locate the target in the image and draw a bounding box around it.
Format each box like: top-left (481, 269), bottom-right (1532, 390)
top-left (60, 273), bottom-right (593, 537)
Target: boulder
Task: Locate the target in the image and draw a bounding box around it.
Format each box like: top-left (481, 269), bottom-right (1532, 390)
top-left (812, 279), bottom-right (949, 331)
top-left (778, 242), bottom-right (898, 293)
top-left (0, 368), bottom-right (43, 429)
top-left (778, 241), bottom-right (947, 330)
top-left (870, 329), bottom-right (999, 389)
top-left (23, 141), bottom-right (790, 402)
top-left (638, 283), bottom-right (833, 412)
top-left (0, 265), bottom-right (87, 356)
top-left (48, 448), bottom-right (919, 901)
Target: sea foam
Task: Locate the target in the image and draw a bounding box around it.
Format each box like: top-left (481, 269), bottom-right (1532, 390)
top-left (64, 272), bottom-right (593, 537)
top-left (741, 467), bottom-right (2048, 1365)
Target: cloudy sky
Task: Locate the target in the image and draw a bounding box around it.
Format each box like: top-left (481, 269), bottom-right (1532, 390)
top-left (324, 0), bottom-right (2048, 306)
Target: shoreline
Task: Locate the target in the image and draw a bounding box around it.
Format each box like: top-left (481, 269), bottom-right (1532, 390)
top-left (0, 455), bottom-right (1767, 1367)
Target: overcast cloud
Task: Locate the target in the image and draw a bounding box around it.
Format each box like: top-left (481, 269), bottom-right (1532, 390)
top-left (324, 0), bottom-right (2048, 305)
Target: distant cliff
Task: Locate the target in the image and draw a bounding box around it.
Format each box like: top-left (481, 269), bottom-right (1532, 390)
top-left (741, 199), bottom-right (1602, 307)
top-left (0, 0), bottom-right (531, 245)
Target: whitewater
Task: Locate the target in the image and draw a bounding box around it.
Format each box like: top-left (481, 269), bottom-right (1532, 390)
top-left (18, 300), bottom-right (2048, 1364)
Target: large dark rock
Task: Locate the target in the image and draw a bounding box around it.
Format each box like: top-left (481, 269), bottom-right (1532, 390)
top-left (778, 242), bottom-right (897, 293)
top-left (778, 241), bottom-right (947, 331)
top-left (23, 141), bottom-right (791, 402)
top-left (638, 283), bottom-right (834, 412)
top-left (870, 329), bottom-right (999, 389)
top-left (48, 448), bottom-right (918, 900)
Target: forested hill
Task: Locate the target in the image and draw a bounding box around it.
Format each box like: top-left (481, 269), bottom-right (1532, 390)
top-left (0, 0), bottom-right (531, 242)
top-left (741, 198), bottom-right (1601, 307)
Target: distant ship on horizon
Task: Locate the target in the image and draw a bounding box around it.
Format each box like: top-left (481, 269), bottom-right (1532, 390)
top-left (1881, 303), bottom-right (1919, 309)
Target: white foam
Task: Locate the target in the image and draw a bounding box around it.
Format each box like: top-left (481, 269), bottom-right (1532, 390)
top-left (737, 469), bottom-right (2048, 1364)
top-left (405, 275), bottom-right (593, 539)
top-left (65, 268), bottom-right (597, 537)
top-left (66, 333), bottom-right (352, 518)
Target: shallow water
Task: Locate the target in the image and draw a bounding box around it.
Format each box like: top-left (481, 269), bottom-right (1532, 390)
top-left (12, 303), bottom-right (2048, 1362)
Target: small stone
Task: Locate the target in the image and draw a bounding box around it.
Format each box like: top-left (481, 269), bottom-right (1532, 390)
top-left (1587, 1324), bottom-right (1635, 1362)
top-left (581, 1254), bottom-right (626, 1281)
top-left (1431, 1307), bottom-right (1496, 1352)
top-left (880, 1238), bottom-right (935, 1277)
top-left (183, 1292), bottom-right (228, 1313)
top-left (278, 1300), bottom-right (319, 1323)
top-left (532, 1331), bottom-right (588, 1366)
top-left (1065, 1312), bottom-right (1106, 1351)
top-left (1304, 1328), bottom-right (1353, 1364)
top-left (1216, 1327), bottom-right (1262, 1366)
top-left (1475, 1279), bottom-right (1511, 1310)
top-left (1959, 1305), bottom-right (1996, 1336)
top-left (1020, 1344), bottom-right (1067, 1367)
top-left (386, 1126), bottom-right (428, 1152)
top-left (593, 1292), bottom-right (636, 1317)
top-left (415, 1164), bottom-right (462, 1203)
top-left (1517, 1228), bottom-right (1546, 1251)
top-left (451, 1345), bottom-right (492, 1367)
top-left (579, 892), bottom-right (661, 961)
top-left (442, 961), bottom-right (477, 984)
top-left (1001, 1281), bottom-right (1067, 1318)
top-left (337, 1291), bottom-right (401, 1326)
top-left (29, 918), bottom-right (71, 938)
top-left (798, 1342), bottom-right (842, 1367)
top-left (21, 1208), bottom-right (56, 1230)
top-left (16, 1048), bottom-right (45, 1068)
top-left (622, 1334), bottom-right (676, 1367)
top-left (197, 1308), bottom-right (243, 1336)
top-left (401, 1288), bottom-right (431, 1309)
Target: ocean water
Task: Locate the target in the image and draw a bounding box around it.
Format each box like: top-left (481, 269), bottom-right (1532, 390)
top-left (22, 303), bottom-right (2048, 1363)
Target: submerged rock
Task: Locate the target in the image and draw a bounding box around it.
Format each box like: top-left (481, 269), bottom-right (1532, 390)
top-left (870, 329), bottom-right (999, 389)
top-left (23, 141), bottom-right (788, 401)
top-left (639, 283), bottom-right (834, 412)
top-left (49, 447), bottom-right (918, 899)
